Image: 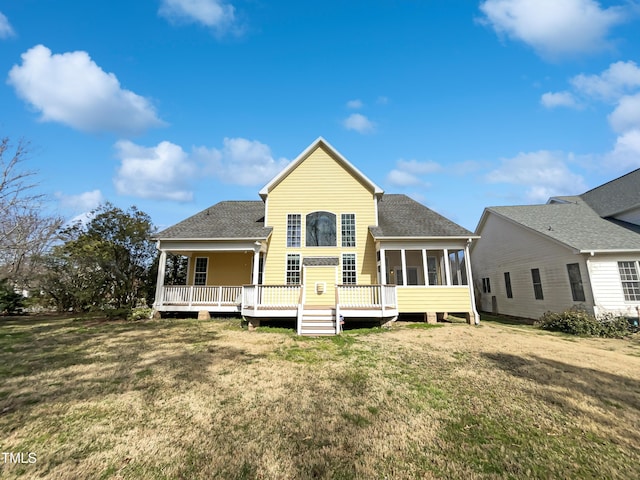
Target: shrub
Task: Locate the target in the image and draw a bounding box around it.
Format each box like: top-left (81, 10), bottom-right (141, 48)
top-left (128, 307), bottom-right (153, 321)
top-left (0, 279), bottom-right (24, 315)
top-left (536, 307), bottom-right (630, 338)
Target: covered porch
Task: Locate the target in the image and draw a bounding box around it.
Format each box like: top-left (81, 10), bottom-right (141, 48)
top-left (152, 238), bottom-right (265, 314)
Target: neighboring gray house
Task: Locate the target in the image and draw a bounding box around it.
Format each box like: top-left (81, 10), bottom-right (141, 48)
top-left (472, 168), bottom-right (640, 321)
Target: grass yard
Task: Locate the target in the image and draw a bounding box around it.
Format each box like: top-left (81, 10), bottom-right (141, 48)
top-left (1, 314), bottom-right (639, 479)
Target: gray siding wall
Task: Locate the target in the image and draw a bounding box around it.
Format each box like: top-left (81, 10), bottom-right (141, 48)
top-left (472, 213), bottom-right (595, 319)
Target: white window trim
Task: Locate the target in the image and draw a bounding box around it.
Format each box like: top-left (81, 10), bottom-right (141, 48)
top-left (285, 253), bottom-right (301, 285)
top-left (341, 253), bottom-right (357, 285)
top-left (618, 260), bottom-right (640, 302)
top-left (194, 257), bottom-right (208, 286)
top-left (341, 213), bottom-right (357, 248)
top-left (286, 213), bottom-right (302, 248)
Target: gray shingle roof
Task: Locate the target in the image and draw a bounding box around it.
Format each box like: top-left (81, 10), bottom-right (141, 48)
top-left (580, 168), bottom-right (640, 217)
top-left (157, 195), bottom-right (473, 241)
top-left (303, 257), bottom-right (339, 266)
top-left (488, 196), bottom-right (640, 252)
top-left (370, 194), bottom-right (474, 238)
top-left (155, 201), bottom-right (272, 240)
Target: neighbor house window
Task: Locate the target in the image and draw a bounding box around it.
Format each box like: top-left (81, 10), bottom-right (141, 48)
top-left (194, 257), bottom-right (208, 286)
top-left (531, 268), bottom-right (544, 300)
top-left (341, 214), bottom-right (356, 247)
top-left (306, 211), bottom-right (336, 246)
top-left (567, 263), bottom-right (586, 302)
top-left (618, 261), bottom-right (640, 301)
top-left (287, 214), bottom-right (301, 247)
top-left (504, 272), bottom-right (513, 299)
top-left (482, 278), bottom-right (491, 293)
top-left (286, 254), bottom-right (301, 285)
top-left (342, 254), bottom-right (357, 284)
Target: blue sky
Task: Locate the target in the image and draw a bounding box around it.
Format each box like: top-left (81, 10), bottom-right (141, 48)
top-left (1, 0), bottom-right (640, 232)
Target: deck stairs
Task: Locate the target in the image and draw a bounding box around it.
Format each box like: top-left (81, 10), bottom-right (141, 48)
top-left (299, 306), bottom-right (337, 336)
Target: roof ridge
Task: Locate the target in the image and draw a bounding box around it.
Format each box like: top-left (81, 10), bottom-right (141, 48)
top-left (581, 167), bottom-right (640, 196)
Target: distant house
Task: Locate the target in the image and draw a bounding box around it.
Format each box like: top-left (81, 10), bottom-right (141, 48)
top-left (472, 169), bottom-right (640, 321)
top-left (152, 137), bottom-right (480, 335)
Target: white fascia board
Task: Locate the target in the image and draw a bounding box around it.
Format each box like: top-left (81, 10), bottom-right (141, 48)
top-left (580, 248), bottom-right (640, 255)
top-left (158, 239), bottom-right (265, 252)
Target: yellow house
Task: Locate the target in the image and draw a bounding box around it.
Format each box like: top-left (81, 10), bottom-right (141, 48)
top-left (153, 137), bottom-right (480, 334)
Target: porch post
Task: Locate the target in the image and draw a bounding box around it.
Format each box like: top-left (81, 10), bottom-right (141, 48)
top-left (422, 249), bottom-right (429, 286)
top-left (380, 248), bottom-right (387, 284)
top-left (153, 249), bottom-right (167, 309)
top-left (400, 249), bottom-right (407, 286)
top-left (252, 245), bottom-right (260, 285)
top-left (443, 249), bottom-right (451, 286)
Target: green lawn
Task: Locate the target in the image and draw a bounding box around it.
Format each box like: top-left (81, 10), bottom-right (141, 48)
top-left (1, 314), bottom-right (639, 479)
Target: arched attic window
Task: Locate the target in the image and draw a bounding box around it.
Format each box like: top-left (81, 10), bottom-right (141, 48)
top-left (306, 211), bottom-right (336, 246)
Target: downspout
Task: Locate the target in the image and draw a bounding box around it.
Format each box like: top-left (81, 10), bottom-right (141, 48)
top-left (465, 239), bottom-right (480, 325)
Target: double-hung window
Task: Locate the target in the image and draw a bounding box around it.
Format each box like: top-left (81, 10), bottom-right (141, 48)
top-left (286, 254), bottom-right (301, 285)
top-left (342, 254), bottom-right (357, 284)
top-left (531, 268), bottom-right (544, 300)
top-left (194, 257), bottom-right (208, 286)
top-left (567, 263), bottom-right (586, 302)
top-left (287, 214), bottom-right (301, 247)
top-left (341, 214), bottom-right (356, 247)
top-left (504, 272), bottom-right (513, 299)
top-left (618, 261), bottom-right (640, 301)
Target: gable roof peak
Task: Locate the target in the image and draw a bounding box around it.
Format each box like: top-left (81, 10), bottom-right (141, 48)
top-left (258, 137), bottom-right (384, 200)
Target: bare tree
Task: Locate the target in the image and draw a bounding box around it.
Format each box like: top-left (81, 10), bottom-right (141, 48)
top-left (0, 137), bottom-right (63, 286)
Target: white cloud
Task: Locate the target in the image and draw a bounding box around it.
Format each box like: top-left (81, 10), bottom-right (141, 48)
top-left (343, 113), bottom-right (375, 134)
top-left (605, 129), bottom-right (640, 170)
top-left (346, 99), bottom-right (363, 109)
top-left (386, 170), bottom-right (426, 188)
top-left (159, 0), bottom-right (238, 35)
top-left (7, 45), bottom-right (164, 135)
top-left (56, 190), bottom-right (105, 212)
top-left (113, 137), bottom-right (288, 201)
top-left (478, 0), bottom-right (629, 58)
top-left (540, 91), bottom-right (581, 109)
top-left (396, 159), bottom-right (442, 175)
top-left (385, 159), bottom-right (441, 188)
top-left (486, 151), bottom-right (586, 202)
top-left (571, 61), bottom-right (640, 101)
top-left (608, 93), bottom-right (640, 133)
top-left (114, 141), bottom-right (196, 201)
top-left (0, 11), bottom-right (15, 38)
top-left (194, 137), bottom-right (289, 186)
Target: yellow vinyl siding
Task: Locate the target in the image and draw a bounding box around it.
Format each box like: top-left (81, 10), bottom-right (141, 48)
top-left (397, 287), bottom-right (471, 312)
top-left (303, 266), bottom-right (336, 306)
top-left (188, 252), bottom-right (253, 286)
top-left (264, 144), bottom-right (377, 285)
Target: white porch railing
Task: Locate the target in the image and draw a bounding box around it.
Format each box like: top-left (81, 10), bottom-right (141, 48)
top-left (336, 284), bottom-right (397, 309)
top-left (243, 285), bottom-right (302, 309)
top-left (161, 285), bottom-right (242, 307)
